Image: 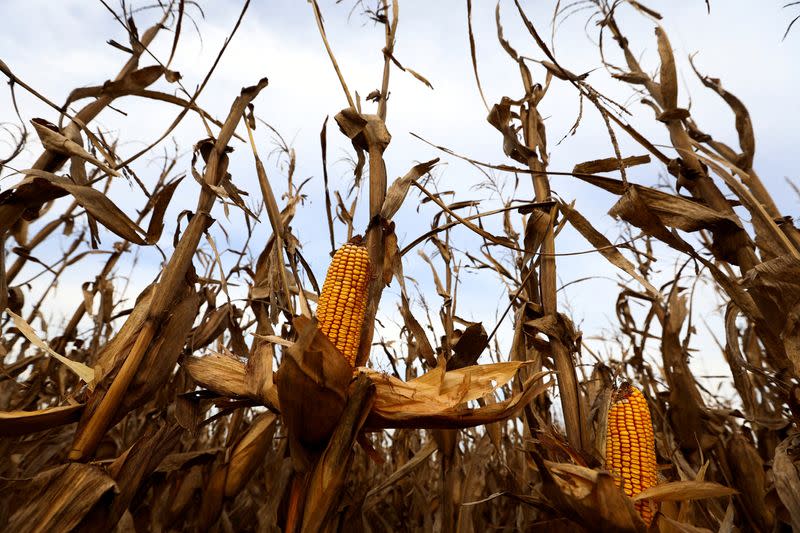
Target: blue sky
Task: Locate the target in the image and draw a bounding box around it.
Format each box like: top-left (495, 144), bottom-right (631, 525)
top-left (1, 1), bottom-right (798, 399)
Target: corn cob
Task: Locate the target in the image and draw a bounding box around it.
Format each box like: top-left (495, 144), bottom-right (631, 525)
top-left (605, 382), bottom-right (658, 526)
top-left (316, 238), bottom-right (370, 366)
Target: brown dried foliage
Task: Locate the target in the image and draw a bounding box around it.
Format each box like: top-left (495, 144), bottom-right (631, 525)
top-left (1, 1), bottom-right (799, 531)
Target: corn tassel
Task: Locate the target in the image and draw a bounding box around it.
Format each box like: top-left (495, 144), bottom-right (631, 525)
top-left (605, 382), bottom-right (658, 526)
top-left (316, 238), bottom-right (370, 366)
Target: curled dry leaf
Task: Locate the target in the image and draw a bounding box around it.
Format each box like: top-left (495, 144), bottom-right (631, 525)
top-left (30, 118), bottom-right (119, 176)
top-left (399, 293), bottom-right (437, 367)
top-left (655, 27), bottom-right (678, 110)
top-left (487, 98), bottom-right (538, 165)
top-left (689, 55), bottom-right (755, 169)
top-left (17, 171), bottom-right (150, 245)
top-left (334, 107), bottom-right (391, 179)
top-left (380, 158), bottom-right (439, 220)
top-left (447, 321), bottom-right (489, 370)
top-left (575, 173), bottom-right (742, 236)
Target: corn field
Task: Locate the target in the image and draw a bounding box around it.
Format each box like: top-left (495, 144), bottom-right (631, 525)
top-left (1, 1), bottom-right (799, 531)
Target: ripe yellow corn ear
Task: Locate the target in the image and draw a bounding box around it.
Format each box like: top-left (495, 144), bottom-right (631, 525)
top-left (605, 382), bottom-right (658, 526)
top-left (316, 238), bottom-right (371, 366)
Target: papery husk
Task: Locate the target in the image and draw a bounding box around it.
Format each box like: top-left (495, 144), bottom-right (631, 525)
top-left (276, 316), bottom-right (352, 468)
top-left (186, 317), bottom-right (551, 435)
top-left (363, 367), bottom-right (552, 429)
top-left (301, 374), bottom-right (376, 533)
top-left (633, 480), bottom-right (736, 502)
top-left (182, 352), bottom-right (253, 399)
top-left (534, 456), bottom-right (645, 532)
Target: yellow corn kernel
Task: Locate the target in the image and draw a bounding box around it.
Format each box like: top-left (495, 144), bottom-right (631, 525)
top-left (316, 239), bottom-right (370, 366)
top-left (605, 382), bottom-right (658, 526)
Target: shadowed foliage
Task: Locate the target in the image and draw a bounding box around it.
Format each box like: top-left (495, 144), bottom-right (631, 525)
top-left (1, 1), bottom-right (799, 531)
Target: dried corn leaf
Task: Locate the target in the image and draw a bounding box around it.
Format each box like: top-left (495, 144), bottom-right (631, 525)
top-left (573, 155), bottom-right (650, 175)
top-left (633, 481), bottom-right (736, 502)
top-left (399, 293), bottom-right (436, 367)
top-left (726, 433), bottom-right (774, 530)
top-left (145, 177), bottom-right (183, 243)
top-left (657, 515), bottom-right (714, 533)
top-left (743, 253), bottom-right (800, 304)
top-left (99, 423), bottom-right (183, 528)
top-left (363, 440), bottom-right (437, 503)
top-left (629, 1), bottom-right (662, 19)
top-left (689, 56), bottom-right (755, 169)
top-left (6, 463), bottom-right (117, 533)
top-left (182, 352), bottom-right (252, 399)
top-left (30, 118), bottom-right (118, 176)
top-left (225, 413), bottom-right (278, 497)
top-left (487, 99), bottom-right (538, 164)
top-left (560, 202), bottom-right (658, 297)
top-left (656, 27), bottom-right (678, 110)
top-left (18, 171), bottom-right (149, 244)
top-left (773, 434), bottom-right (800, 530)
top-left (156, 449), bottom-right (221, 473)
top-left (447, 322), bottom-right (488, 370)
top-left (535, 455), bottom-right (643, 532)
top-left (381, 159), bottom-right (438, 220)
top-left (6, 308), bottom-right (95, 384)
top-left (0, 403), bottom-right (84, 436)
top-left (575, 173), bottom-right (742, 235)
top-left (365, 370), bottom-right (551, 428)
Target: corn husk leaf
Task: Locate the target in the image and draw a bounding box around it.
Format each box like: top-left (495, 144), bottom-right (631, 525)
top-left (364, 369), bottom-right (551, 429)
top-left (277, 315), bottom-right (352, 458)
top-left (188, 317), bottom-right (550, 433)
top-left (633, 481), bottom-right (737, 502)
top-left (182, 352), bottom-right (253, 399)
top-left (536, 456), bottom-right (645, 532)
top-left (363, 362), bottom-right (537, 412)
